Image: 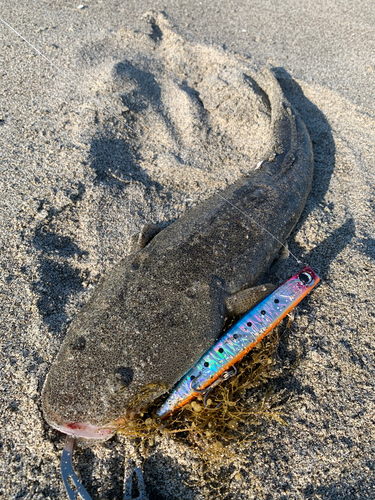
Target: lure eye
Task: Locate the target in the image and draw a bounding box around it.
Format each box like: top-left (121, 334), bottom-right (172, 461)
top-left (299, 271), bottom-right (313, 285)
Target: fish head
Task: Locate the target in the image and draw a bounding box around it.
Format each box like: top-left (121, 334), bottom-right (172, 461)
top-left (41, 318), bottom-right (170, 439)
top-left (41, 252), bottom-right (222, 440)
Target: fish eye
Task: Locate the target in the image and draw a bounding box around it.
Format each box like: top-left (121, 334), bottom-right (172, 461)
top-left (299, 271), bottom-right (313, 285)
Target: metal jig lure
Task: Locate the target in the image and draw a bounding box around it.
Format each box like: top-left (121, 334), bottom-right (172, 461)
top-left (156, 267), bottom-right (320, 419)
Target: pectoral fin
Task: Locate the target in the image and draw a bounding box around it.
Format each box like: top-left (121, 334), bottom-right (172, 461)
top-left (225, 283), bottom-right (276, 317)
top-left (269, 243), bottom-right (290, 273)
top-left (129, 223), bottom-right (162, 252)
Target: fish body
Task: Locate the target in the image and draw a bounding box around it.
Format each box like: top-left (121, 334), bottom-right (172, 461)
top-left (156, 267), bottom-right (319, 419)
top-left (42, 68), bottom-right (314, 439)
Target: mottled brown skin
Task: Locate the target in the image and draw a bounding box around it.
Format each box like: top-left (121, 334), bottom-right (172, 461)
top-left (42, 69), bottom-right (313, 430)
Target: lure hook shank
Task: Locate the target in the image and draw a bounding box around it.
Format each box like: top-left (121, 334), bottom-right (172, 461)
top-left (61, 436), bottom-right (92, 500)
top-left (124, 459), bottom-right (149, 500)
top-left (61, 436), bottom-right (149, 500)
top-left (191, 365), bottom-right (238, 410)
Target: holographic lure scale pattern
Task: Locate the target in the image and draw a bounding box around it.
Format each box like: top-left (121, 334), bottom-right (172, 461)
top-left (156, 267), bottom-right (319, 419)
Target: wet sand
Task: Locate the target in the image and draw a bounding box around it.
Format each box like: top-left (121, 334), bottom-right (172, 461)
top-left (0, 2), bottom-right (374, 499)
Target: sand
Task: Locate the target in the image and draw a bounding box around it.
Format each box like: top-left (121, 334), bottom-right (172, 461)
top-left (0, 2), bottom-right (374, 499)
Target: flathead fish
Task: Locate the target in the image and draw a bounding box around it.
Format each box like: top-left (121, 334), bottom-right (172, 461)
top-left (42, 67), bottom-right (313, 439)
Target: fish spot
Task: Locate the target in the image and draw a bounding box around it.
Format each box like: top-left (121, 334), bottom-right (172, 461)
top-left (131, 258), bottom-right (140, 270)
top-left (185, 282), bottom-right (200, 298)
top-left (115, 366), bottom-right (134, 388)
top-left (70, 336), bottom-right (86, 351)
top-left (131, 252), bottom-right (148, 271)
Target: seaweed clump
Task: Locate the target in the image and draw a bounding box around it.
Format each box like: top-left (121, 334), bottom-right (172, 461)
top-left (113, 322), bottom-right (293, 461)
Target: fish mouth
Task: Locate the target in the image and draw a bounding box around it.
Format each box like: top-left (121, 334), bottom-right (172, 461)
top-left (52, 421), bottom-right (115, 440)
top-left (42, 393), bottom-right (116, 439)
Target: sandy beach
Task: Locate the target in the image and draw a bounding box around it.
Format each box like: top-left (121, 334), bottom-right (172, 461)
top-left (1, 1), bottom-right (374, 499)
